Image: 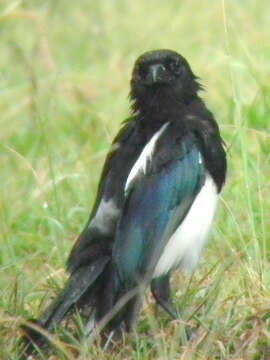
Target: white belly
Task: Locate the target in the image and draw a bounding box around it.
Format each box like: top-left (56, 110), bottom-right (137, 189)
top-left (153, 174), bottom-right (219, 278)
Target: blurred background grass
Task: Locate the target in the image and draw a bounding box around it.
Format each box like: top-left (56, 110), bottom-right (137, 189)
top-left (0, 0), bottom-right (269, 358)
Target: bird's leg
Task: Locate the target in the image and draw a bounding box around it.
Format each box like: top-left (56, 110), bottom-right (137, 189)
top-left (124, 295), bottom-right (143, 332)
top-left (151, 274), bottom-right (179, 320)
top-left (100, 289), bottom-right (143, 350)
top-left (151, 275), bottom-right (199, 342)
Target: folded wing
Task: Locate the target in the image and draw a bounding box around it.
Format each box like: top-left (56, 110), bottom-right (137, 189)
top-left (113, 128), bottom-right (206, 287)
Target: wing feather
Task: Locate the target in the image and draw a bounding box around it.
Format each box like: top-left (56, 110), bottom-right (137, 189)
top-left (112, 134), bottom-right (205, 287)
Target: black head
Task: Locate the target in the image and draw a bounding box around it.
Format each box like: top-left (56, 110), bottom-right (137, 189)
top-left (130, 49), bottom-right (201, 114)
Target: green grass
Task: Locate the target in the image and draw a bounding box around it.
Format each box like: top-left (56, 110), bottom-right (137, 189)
top-left (0, 0), bottom-right (270, 358)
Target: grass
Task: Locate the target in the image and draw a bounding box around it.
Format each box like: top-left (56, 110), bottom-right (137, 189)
top-left (0, 0), bottom-right (270, 358)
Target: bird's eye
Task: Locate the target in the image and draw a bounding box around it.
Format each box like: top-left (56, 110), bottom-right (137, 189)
top-left (168, 60), bottom-right (182, 75)
top-left (139, 65), bottom-right (148, 78)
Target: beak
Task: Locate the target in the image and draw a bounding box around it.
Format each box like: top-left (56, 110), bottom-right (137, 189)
top-left (147, 64), bottom-right (167, 84)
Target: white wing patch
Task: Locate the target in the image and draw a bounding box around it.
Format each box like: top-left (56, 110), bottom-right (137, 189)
top-left (125, 122), bottom-right (169, 193)
top-left (90, 198), bottom-right (120, 234)
top-left (153, 174), bottom-right (219, 278)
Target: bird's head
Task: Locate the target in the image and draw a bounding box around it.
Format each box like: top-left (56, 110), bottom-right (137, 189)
top-left (130, 49), bottom-right (201, 115)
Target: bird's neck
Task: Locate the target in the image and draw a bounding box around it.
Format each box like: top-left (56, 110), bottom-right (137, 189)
top-left (132, 92), bottom-right (200, 125)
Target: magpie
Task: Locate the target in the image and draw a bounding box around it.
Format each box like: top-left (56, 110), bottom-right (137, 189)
top-left (21, 49), bottom-right (226, 353)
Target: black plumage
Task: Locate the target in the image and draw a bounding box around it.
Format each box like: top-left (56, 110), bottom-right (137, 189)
top-left (21, 49), bottom-right (226, 355)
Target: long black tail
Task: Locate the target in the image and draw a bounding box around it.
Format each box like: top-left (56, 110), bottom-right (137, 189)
top-left (20, 256), bottom-right (110, 357)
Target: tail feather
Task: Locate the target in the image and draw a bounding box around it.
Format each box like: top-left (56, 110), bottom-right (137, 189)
top-left (20, 255), bottom-right (141, 358)
top-left (21, 256), bottom-right (110, 356)
top-left (41, 257), bottom-right (109, 329)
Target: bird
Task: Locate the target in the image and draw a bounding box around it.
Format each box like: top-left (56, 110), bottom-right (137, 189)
top-left (21, 49), bottom-right (226, 355)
